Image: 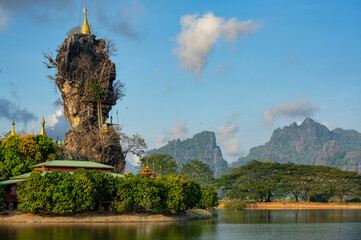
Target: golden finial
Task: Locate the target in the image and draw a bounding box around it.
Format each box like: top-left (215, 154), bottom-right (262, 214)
top-left (81, 8), bottom-right (90, 35)
top-left (39, 117), bottom-right (47, 137)
top-left (110, 116), bottom-right (113, 125)
top-left (104, 118), bottom-right (108, 133)
top-left (10, 121), bottom-right (16, 136)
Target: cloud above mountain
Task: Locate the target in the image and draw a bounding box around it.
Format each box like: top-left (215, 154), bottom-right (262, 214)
top-left (262, 95), bottom-right (319, 126)
top-left (154, 121), bottom-right (188, 148)
top-left (216, 111), bottom-right (242, 159)
top-left (173, 12), bottom-right (261, 77)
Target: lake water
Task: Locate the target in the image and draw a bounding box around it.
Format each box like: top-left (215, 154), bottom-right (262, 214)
top-left (1, 209), bottom-right (361, 240)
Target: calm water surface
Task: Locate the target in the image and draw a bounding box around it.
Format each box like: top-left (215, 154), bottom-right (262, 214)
top-left (1, 209), bottom-right (361, 240)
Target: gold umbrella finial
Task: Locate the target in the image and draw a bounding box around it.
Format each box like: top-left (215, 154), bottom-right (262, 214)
top-left (81, 8), bottom-right (90, 35)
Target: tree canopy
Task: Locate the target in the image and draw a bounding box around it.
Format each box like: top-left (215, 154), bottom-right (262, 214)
top-left (0, 135), bottom-right (56, 179)
top-left (180, 159), bottom-right (214, 187)
top-left (140, 154), bottom-right (178, 176)
top-left (216, 160), bottom-right (361, 202)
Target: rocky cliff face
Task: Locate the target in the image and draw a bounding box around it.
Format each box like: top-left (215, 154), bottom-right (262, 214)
top-left (149, 131), bottom-right (228, 177)
top-left (231, 118), bottom-right (361, 173)
top-left (53, 34), bottom-right (125, 172)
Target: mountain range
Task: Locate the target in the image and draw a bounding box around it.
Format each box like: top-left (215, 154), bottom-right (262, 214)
top-left (231, 118), bottom-right (361, 172)
top-left (146, 118), bottom-right (361, 175)
top-left (148, 131), bottom-right (228, 177)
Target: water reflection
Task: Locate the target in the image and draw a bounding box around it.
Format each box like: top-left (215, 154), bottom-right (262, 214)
top-left (215, 209), bottom-right (361, 224)
top-left (0, 221), bottom-right (216, 240)
top-left (0, 209), bottom-right (361, 240)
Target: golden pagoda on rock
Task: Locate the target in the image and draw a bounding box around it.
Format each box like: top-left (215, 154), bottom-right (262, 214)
top-left (10, 121), bottom-right (16, 136)
top-left (39, 117), bottom-right (47, 137)
top-left (104, 118), bottom-right (109, 133)
top-left (81, 8), bottom-right (90, 35)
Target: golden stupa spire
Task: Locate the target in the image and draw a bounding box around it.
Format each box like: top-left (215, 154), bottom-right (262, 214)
top-left (10, 121), bottom-right (16, 136)
top-left (81, 8), bottom-right (90, 35)
top-left (39, 117), bottom-right (47, 137)
top-left (104, 118), bottom-right (108, 133)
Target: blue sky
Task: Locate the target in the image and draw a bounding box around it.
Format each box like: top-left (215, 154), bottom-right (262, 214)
top-left (0, 0), bottom-right (360, 164)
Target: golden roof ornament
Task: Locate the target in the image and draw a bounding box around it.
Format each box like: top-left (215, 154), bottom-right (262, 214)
top-left (10, 121), bottom-right (16, 136)
top-left (81, 8), bottom-right (90, 35)
top-left (104, 118), bottom-right (108, 133)
top-left (39, 117), bottom-right (47, 137)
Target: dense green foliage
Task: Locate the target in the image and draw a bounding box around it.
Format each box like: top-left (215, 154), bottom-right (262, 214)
top-left (17, 170), bottom-right (213, 215)
top-left (149, 131), bottom-right (228, 177)
top-left (223, 200), bottom-right (247, 210)
top-left (156, 175), bottom-right (202, 214)
top-left (180, 159), bottom-right (214, 187)
top-left (17, 169), bottom-right (115, 214)
top-left (232, 118), bottom-right (361, 173)
top-left (112, 174), bottom-right (164, 214)
top-left (198, 187), bottom-right (219, 209)
top-left (139, 154), bottom-right (178, 176)
top-left (0, 135), bottom-right (56, 179)
top-left (217, 160), bottom-right (361, 203)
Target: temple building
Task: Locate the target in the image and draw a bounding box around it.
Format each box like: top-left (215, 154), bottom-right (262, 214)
top-left (141, 160), bottom-right (157, 179)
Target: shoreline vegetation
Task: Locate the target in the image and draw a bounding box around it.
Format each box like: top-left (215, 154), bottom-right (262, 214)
top-left (218, 201), bottom-right (361, 210)
top-left (0, 209), bottom-right (212, 223)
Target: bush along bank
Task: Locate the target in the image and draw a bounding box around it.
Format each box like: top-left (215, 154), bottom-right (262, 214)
top-left (16, 169), bottom-right (218, 215)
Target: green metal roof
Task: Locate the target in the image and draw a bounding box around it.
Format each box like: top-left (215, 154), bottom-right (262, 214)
top-left (31, 160), bottom-right (114, 169)
top-left (10, 172), bottom-right (31, 179)
top-left (0, 170), bottom-right (124, 185)
top-left (0, 179), bottom-right (26, 185)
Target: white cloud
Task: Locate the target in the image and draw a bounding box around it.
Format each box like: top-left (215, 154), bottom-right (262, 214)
top-left (262, 95), bottom-right (319, 126)
top-left (216, 123), bottom-right (239, 138)
top-left (127, 153), bottom-right (140, 166)
top-left (222, 138), bottom-right (243, 156)
top-left (321, 121), bottom-right (334, 130)
top-left (154, 121), bottom-right (188, 148)
top-left (173, 12), bottom-right (261, 77)
top-left (216, 112), bottom-right (242, 159)
top-left (46, 108), bottom-right (63, 127)
top-left (45, 108), bottom-right (71, 140)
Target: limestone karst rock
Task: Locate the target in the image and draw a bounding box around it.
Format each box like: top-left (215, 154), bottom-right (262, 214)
top-left (54, 33), bottom-right (125, 173)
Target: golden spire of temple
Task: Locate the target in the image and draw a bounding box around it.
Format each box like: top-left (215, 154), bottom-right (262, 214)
top-left (141, 159), bottom-right (156, 178)
top-left (10, 121), bottom-right (16, 136)
top-left (104, 118), bottom-right (108, 133)
top-left (81, 8), bottom-right (90, 35)
top-left (39, 117), bottom-right (47, 137)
